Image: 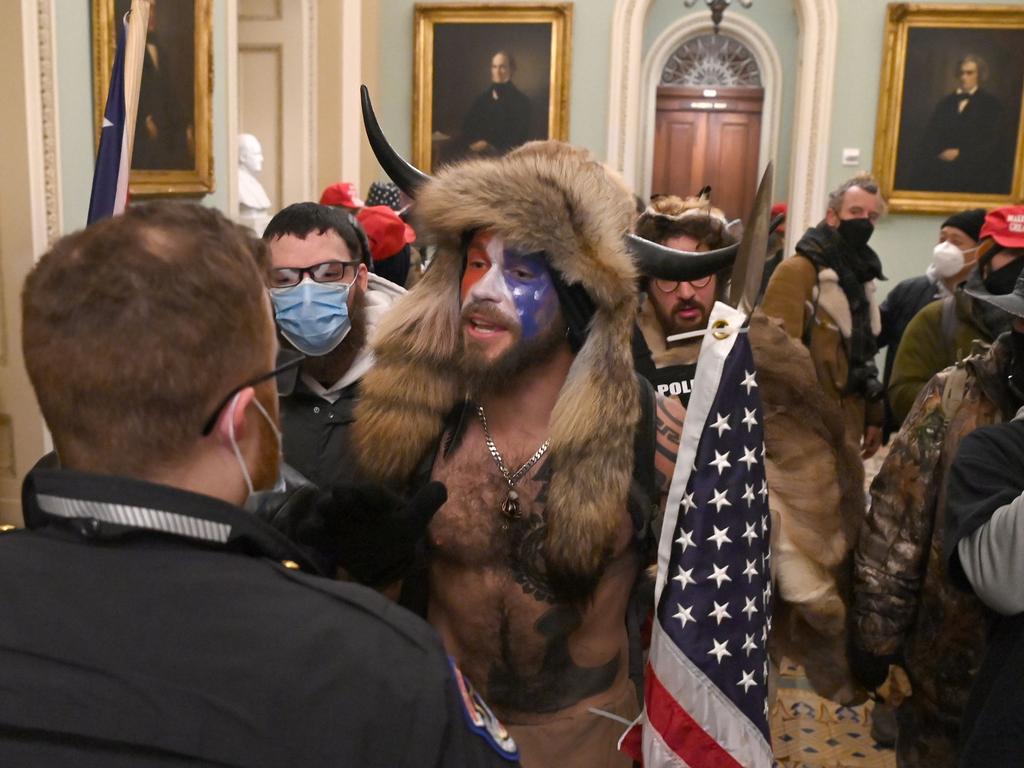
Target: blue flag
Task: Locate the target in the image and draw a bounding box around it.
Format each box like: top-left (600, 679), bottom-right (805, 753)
top-left (87, 17), bottom-right (128, 224)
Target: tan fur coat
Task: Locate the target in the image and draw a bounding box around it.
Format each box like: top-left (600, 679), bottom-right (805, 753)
top-left (749, 310), bottom-right (866, 702)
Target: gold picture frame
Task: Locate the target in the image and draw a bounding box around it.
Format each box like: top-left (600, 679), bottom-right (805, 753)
top-left (413, 3), bottom-right (573, 173)
top-left (92, 0), bottom-right (213, 197)
top-left (872, 3), bottom-right (1024, 214)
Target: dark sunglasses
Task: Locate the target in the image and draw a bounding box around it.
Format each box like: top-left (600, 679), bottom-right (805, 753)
top-left (200, 349), bottom-right (305, 436)
top-left (653, 275), bottom-right (714, 292)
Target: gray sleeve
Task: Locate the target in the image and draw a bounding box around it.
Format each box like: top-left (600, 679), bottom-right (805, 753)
top-left (958, 489), bottom-right (1024, 615)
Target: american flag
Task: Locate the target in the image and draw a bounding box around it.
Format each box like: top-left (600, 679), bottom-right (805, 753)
top-left (624, 301), bottom-right (773, 767)
top-left (88, 1), bottom-right (150, 225)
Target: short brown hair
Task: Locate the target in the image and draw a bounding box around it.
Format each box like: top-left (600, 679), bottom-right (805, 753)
top-left (827, 173), bottom-right (887, 216)
top-left (22, 202), bottom-right (273, 474)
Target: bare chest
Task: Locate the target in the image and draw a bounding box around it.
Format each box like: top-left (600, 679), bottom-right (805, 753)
top-left (429, 427), bottom-right (636, 598)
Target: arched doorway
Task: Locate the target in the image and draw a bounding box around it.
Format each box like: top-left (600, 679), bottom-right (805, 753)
top-left (608, 0), bottom-right (839, 245)
top-left (651, 34), bottom-right (763, 219)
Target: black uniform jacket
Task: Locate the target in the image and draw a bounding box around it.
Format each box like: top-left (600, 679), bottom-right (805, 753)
top-left (0, 467), bottom-right (519, 767)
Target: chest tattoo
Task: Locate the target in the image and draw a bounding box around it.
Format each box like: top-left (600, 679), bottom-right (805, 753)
top-left (486, 604), bottom-right (620, 713)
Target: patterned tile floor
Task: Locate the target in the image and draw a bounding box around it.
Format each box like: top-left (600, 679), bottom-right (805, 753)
top-left (771, 660), bottom-right (896, 768)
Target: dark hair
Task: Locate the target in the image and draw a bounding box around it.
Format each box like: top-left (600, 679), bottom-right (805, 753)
top-left (263, 202), bottom-right (368, 265)
top-left (827, 173), bottom-right (887, 216)
top-left (957, 54), bottom-right (988, 83)
top-left (23, 202), bottom-right (272, 475)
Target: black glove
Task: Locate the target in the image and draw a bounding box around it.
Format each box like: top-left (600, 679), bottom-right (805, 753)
top-left (849, 641), bottom-right (896, 692)
top-left (253, 482), bottom-right (336, 576)
top-left (316, 481), bottom-right (447, 587)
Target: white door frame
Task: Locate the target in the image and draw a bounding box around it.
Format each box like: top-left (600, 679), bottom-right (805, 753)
top-left (608, 0), bottom-right (838, 239)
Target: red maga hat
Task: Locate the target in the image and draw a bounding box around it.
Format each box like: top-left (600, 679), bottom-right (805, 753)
top-left (319, 182), bottom-right (365, 210)
top-left (357, 205), bottom-right (416, 261)
top-left (980, 206), bottom-right (1024, 249)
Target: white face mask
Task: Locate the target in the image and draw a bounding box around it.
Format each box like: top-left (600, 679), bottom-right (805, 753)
top-left (931, 241), bottom-right (977, 278)
top-left (227, 391), bottom-right (283, 498)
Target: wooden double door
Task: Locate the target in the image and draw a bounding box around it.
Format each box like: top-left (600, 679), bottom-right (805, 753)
top-left (651, 85), bottom-right (763, 222)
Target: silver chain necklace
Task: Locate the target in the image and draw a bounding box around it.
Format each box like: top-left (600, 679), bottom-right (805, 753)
top-left (477, 404), bottom-right (551, 520)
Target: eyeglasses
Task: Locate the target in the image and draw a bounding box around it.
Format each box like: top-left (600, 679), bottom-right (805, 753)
top-left (270, 261), bottom-right (359, 288)
top-left (653, 275), bottom-right (714, 293)
top-left (200, 349), bottom-right (305, 436)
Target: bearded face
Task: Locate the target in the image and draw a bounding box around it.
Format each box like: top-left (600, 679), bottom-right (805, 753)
top-left (646, 233), bottom-right (718, 340)
top-left (459, 230), bottom-right (566, 394)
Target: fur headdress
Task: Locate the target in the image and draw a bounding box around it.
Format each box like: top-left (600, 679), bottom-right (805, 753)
top-left (353, 140), bottom-right (641, 597)
top-left (636, 188), bottom-right (736, 251)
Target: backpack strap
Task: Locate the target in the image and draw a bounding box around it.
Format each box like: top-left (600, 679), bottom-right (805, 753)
top-left (629, 373), bottom-right (658, 549)
top-left (940, 295), bottom-right (960, 360)
top-left (625, 374), bottom-right (659, 697)
top-left (941, 364), bottom-right (969, 422)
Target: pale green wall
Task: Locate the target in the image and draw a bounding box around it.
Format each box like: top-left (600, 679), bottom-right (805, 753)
top-left (55, 0), bottom-right (231, 234)
top-left (642, 0), bottom-right (799, 201)
top-left (371, 0), bottom-right (618, 161)
top-left (830, 0), bottom-right (1014, 301)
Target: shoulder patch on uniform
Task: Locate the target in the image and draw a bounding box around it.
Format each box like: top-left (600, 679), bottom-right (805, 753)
top-left (448, 657), bottom-right (519, 762)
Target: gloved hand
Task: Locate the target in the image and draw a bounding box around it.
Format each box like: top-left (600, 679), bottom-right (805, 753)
top-left (254, 481), bottom-right (335, 576)
top-left (849, 641), bottom-right (896, 692)
top-left (316, 481), bottom-right (448, 587)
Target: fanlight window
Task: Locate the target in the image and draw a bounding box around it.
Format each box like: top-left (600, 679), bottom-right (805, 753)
top-left (661, 34), bottom-right (761, 87)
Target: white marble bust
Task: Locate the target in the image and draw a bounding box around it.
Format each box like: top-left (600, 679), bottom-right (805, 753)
top-left (238, 133), bottom-right (271, 235)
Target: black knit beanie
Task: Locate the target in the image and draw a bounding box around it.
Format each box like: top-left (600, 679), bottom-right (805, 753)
top-left (942, 208), bottom-right (986, 243)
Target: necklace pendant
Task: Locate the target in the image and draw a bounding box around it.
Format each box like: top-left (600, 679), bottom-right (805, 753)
top-left (501, 488), bottom-right (520, 519)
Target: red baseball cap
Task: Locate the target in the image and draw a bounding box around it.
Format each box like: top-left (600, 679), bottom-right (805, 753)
top-left (357, 205), bottom-right (416, 261)
top-left (770, 202), bottom-right (787, 234)
top-left (980, 206), bottom-right (1024, 249)
top-left (319, 182), bottom-right (365, 210)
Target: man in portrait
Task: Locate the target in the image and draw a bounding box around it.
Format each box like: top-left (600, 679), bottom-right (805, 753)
top-left (131, 0), bottom-right (194, 170)
top-left (912, 54), bottom-right (1012, 195)
top-left (460, 50), bottom-right (532, 158)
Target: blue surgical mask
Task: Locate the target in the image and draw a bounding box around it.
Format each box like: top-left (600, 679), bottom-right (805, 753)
top-left (270, 277), bottom-right (352, 356)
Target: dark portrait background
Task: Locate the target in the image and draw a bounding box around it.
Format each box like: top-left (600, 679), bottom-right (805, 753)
top-left (430, 22), bottom-right (552, 170)
top-left (116, 0), bottom-right (196, 171)
top-left (893, 26), bottom-right (1024, 195)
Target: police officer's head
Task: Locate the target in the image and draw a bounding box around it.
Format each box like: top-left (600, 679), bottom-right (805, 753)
top-left (23, 202), bottom-right (282, 502)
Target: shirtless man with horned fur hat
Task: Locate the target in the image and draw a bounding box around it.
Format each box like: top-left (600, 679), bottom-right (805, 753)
top-left (349, 90), bottom-right (696, 767)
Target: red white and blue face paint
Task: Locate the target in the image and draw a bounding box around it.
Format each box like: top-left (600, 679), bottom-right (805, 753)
top-left (461, 230), bottom-right (558, 341)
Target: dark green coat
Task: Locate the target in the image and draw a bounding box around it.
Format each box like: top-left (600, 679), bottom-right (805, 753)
top-left (888, 291), bottom-right (992, 425)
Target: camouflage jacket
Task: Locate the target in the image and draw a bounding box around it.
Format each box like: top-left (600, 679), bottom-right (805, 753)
top-left (852, 333), bottom-right (1019, 724)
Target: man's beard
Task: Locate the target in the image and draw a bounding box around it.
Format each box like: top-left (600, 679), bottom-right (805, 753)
top-left (249, 389), bottom-right (281, 492)
top-left (657, 297), bottom-right (710, 337)
top-left (294, 286), bottom-right (367, 386)
top-left (461, 302), bottom-right (568, 396)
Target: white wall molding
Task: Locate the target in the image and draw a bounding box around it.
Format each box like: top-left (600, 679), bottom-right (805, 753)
top-left (35, 0), bottom-right (61, 244)
top-left (606, 0), bottom-right (646, 184)
top-left (338, 0), bottom-right (362, 186)
top-left (608, 0), bottom-right (838, 242)
top-left (23, 0), bottom-right (56, 250)
top-left (304, 0), bottom-right (317, 200)
top-left (226, 0), bottom-right (239, 215)
top-left (788, 0), bottom-right (838, 245)
top-left (638, 13), bottom-right (782, 200)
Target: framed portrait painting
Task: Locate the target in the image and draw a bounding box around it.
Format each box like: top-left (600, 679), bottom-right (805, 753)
top-left (873, 4), bottom-right (1024, 214)
top-left (413, 3), bottom-right (573, 172)
top-left (92, 0), bottom-right (213, 196)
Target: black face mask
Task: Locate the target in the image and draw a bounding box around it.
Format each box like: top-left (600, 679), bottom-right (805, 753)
top-left (983, 257), bottom-right (1024, 296)
top-left (837, 217), bottom-right (875, 248)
